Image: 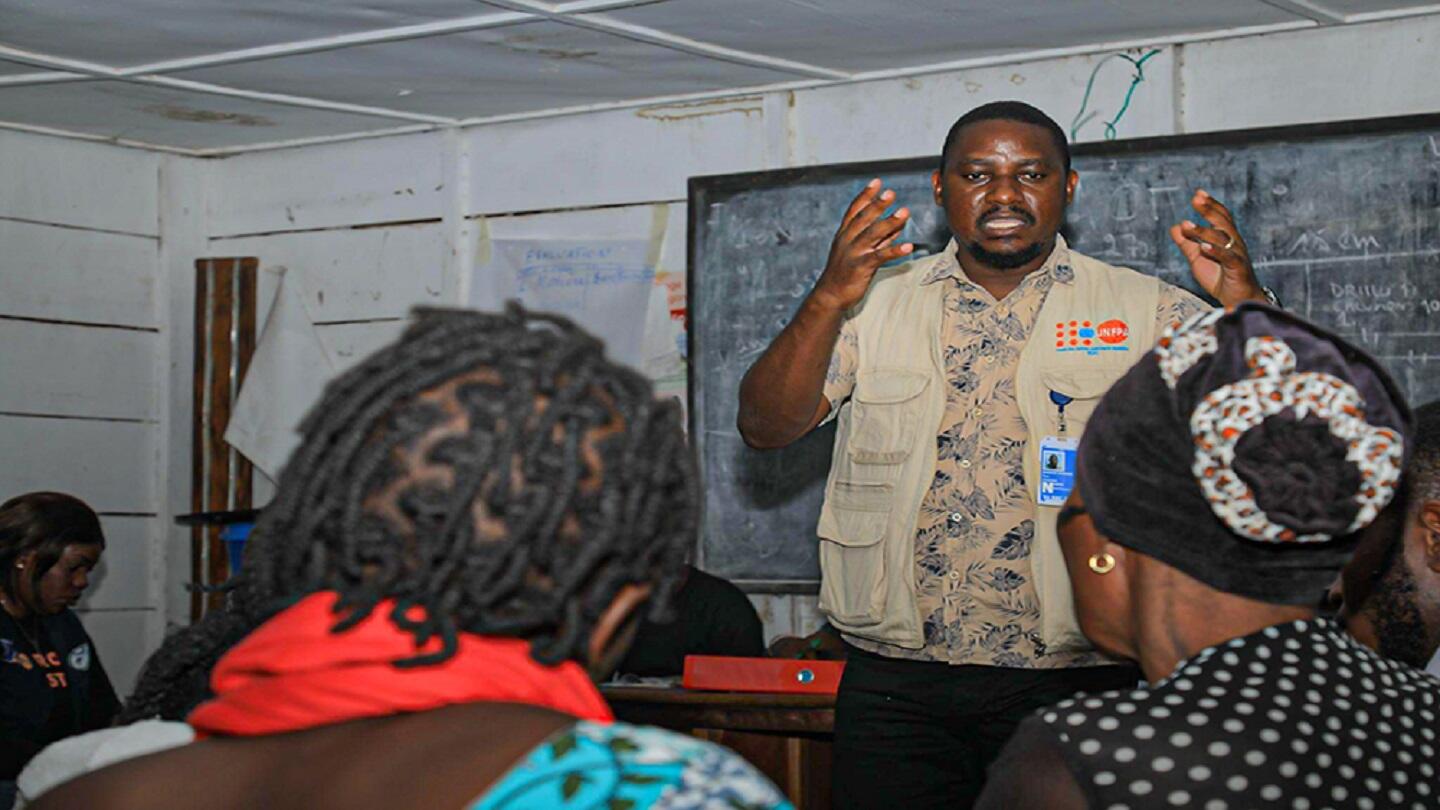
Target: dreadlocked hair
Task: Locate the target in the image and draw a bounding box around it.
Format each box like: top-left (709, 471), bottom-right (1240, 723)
top-left (228, 303), bottom-right (697, 668)
top-left (119, 608), bottom-right (256, 723)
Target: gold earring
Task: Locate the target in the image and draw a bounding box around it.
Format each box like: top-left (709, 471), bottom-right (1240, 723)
top-left (1088, 553), bottom-right (1115, 575)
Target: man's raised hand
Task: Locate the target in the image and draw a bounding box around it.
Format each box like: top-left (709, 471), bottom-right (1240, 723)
top-left (1169, 189), bottom-right (1267, 309)
top-left (811, 179), bottom-right (915, 311)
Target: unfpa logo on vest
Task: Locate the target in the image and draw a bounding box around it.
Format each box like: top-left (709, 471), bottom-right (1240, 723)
top-left (1055, 319), bottom-right (1130, 355)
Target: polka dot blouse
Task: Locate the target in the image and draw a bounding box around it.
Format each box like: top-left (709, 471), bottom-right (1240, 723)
top-left (978, 619), bottom-right (1440, 809)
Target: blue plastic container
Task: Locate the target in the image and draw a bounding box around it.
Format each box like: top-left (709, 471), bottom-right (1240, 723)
top-left (219, 522), bottom-right (253, 576)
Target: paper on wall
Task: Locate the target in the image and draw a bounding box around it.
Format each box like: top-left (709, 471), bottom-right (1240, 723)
top-left (471, 239), bottom-right (655, 369)
top-left (224, 268), bottom-right (336, 481)
top-left (640, 282), bottom-right (681, 377)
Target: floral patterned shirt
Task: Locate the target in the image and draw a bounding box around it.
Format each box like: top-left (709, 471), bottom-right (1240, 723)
top-left (823, 237), bottom-right (1208, 668)
top-left (470, 720), bottom-right (794, 809)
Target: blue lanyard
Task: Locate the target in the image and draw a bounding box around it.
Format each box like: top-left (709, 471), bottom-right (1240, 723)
top-left (1049, 391), bottom-right (1073, 434)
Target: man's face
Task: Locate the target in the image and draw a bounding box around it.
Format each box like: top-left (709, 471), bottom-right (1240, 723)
top-left (1370, 508), bottom-right (1440, 668)
top-left (933, 118), bottom-right (1077, 272)
top-left (1342, 498), bottom-right (1440, 669)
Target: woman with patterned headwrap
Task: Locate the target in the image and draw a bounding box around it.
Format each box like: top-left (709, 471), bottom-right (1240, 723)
top-left (977, 303), bottom-right (1438, 809)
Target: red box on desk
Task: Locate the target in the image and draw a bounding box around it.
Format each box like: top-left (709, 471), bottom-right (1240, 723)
top-left (682, 655), bottom-right (846, 695)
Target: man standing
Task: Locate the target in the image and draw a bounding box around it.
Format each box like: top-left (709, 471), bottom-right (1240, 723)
top-left (737, 101), bottom-right (1272, 808)
top-left (1339, 399), bottom-right (1440, 673)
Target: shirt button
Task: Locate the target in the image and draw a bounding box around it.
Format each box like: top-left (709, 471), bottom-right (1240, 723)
top-left (949, 512), bottom-right (963, 523)
top-left (983, 355), bottom-right (996, 364)
top-left (949, 571), bottom-right (961, 581)
top-left (959, 459), bottom-right (972, 469)
top-left (971, 407), bottom-right (984, 418)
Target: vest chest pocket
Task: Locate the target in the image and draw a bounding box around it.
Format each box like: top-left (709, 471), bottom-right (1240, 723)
top-left (819, 481), bottom-right (891, 627)
top-left (848, 370), bottom-right (930, 465)
top-left (1040, 366), bottom-right (1129, 433)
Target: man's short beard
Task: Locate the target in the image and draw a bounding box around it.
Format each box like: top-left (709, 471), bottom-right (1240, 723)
top-left (963, 239), bottom-right (1047, 271)
top-left (1371, 559), bottom-right (1434, 669)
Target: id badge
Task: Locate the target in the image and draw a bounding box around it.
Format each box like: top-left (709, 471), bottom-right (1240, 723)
top-left (1037, 435), bottom-right (1079, 506)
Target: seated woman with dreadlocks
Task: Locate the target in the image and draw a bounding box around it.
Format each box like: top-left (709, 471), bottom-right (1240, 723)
top-left (38, 305), bottom-right (793, 810)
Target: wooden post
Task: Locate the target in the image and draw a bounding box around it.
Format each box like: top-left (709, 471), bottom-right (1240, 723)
top-left (190, 258), bottom-right (259, 620)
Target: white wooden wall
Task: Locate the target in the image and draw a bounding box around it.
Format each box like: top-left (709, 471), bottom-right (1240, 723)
top-left (8, 17), bottom-right (1440, 667)
top-left (0, 131), bottom-right (169, 694)
top-left (198, 17), bottom-right (1440, 645)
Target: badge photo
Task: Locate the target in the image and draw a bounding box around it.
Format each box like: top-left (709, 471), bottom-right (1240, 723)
top-left (1037, 435), bottom-right (1079, 506)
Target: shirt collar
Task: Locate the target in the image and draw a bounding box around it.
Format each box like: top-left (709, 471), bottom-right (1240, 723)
top-left (1163, 617), bottom-right (1345, 684)
top-left (920, 233), bottom-right (1075, 288)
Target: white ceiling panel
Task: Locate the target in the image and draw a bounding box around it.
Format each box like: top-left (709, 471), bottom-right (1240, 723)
top-left (1313, 0), bottom-right (1440, 14)
top-left (0, 1), bottom-right (1436, 152)
top-left (0, 0), bottom-right (500, 66)
top-left (0, 60), bottom-right (40, 77)
top-left (0, 80), bottom-right (412, 149)
top-left (597, 0), bottom-right (1299, 72)
top-left (171, 20), bottom-right (797, 119)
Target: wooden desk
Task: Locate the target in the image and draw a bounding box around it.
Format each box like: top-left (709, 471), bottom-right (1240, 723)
top-left (602, 686), bottom-right (835, 809)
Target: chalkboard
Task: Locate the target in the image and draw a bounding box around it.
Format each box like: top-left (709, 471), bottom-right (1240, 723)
top-left (689, 114), bottom-right (1440, 588)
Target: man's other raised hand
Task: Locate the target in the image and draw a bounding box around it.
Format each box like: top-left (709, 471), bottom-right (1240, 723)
top-left (1169, 189), bottom-right (1267, 310)
top-left (811, 179), bottom-right (915, 311)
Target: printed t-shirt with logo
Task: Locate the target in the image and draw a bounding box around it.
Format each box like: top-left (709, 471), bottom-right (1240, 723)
top-left (0, 608), bottom-right (119, 779)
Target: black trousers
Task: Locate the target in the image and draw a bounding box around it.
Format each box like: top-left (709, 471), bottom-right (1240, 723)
top-left (833, 644), bottom-right (1139, 810)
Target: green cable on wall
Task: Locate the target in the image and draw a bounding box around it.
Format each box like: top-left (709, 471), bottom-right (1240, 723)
top-left (1070, 48), bottom-right (1161, 143)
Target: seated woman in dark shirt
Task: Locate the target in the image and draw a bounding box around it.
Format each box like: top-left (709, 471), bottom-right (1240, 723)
top-left (0, 493), bottom-right (119, 796)
top-left (616, 564), bottom-right (765, 677)
top-left (978, 305), bottom-right (1436, 809)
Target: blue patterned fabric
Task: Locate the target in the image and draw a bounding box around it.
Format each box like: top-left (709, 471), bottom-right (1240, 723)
top-left (470, 720), bottom-right (794, 809)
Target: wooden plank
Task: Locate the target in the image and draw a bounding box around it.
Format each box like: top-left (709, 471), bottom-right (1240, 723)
top-left (749, 594), bottom-right (797, 645)
top-left (785, 737), bottom-right (804, 802)
top-left (482, 203), bottom-right (666, 240)
top-left (604, 686), bottom-right (833, 809)
top-left (0, 130), bottom-right (159, 235)
top-left (233, 259), bottom-right (259, 515)
top-left (0, 220), bottom-right (158, 327)
top-left (205, 260), bottom-right (236, 613)
top-left (191, 264), bottom-right (209, 621)
top-left (0, 415), bottom-right (154, 512)
top-left (603, 687), bottom-right (834, 709)
top-left (791, 49), bottom-right (1176, 166)
top-left (159, 153), bottom-right (207, 628)
top-left (316, 319), bottom-right (408, 374)
top-left (75, 515), bottom-right (156, 611)
top-left (604, 692), bottom-right (834, 734)
top-left (190, 257), bottom-right (260, 616)
top-left (606, 702), bottom-right (835, 728)
top-left (211, 222), bottom-right (448, 322)
top-left (797, 737), bottom-right (832, 809)
top-left (208, 131), bottom-right (445, 236)
top-left (75, 608), bottom-right (157, 698)
top-left (1181, 18), bottom-right (1440, 134)
top-left (0, 320), bottom-right (157, 420)
top-left (467, 104), bottom-right (770, 215)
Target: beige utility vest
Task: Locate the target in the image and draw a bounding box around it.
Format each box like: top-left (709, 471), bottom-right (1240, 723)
top-left (816, 242), bottom-right (1160, 651)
